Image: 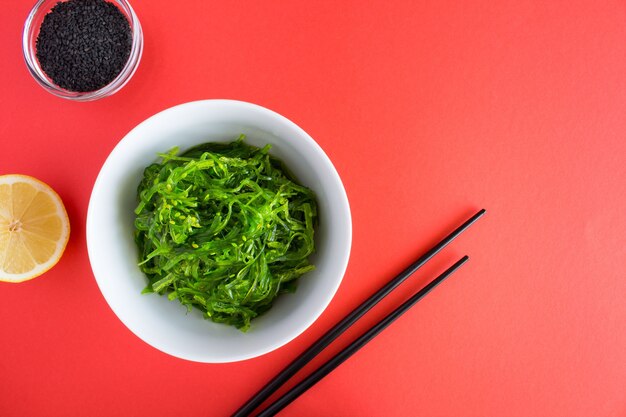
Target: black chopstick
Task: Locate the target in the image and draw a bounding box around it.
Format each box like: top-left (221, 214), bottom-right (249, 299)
top-left (256, 256), bottom-right (469, 417)
top-left (232, 209), bottom-right (485, 417)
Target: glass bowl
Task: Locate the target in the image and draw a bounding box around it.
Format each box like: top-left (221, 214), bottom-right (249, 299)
top-left (22, 0), bottom-right (143, 101)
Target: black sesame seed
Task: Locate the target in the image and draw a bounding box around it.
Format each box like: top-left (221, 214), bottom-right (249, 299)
top-left (35, 0), bottom-right (133, 93)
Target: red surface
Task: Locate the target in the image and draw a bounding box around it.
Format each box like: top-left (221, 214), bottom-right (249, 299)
top-left (1, 1), bottom-right (626, 416)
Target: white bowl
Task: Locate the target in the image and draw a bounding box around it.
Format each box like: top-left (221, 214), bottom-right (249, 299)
top-left (86, 100), bottom-right (351, 363)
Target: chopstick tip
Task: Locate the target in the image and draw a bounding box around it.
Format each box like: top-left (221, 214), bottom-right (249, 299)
top-left (456, 255), bottom-right (470, 266)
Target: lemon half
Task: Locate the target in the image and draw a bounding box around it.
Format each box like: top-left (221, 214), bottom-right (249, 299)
top-left (0, 174), bottom-right (70, 282)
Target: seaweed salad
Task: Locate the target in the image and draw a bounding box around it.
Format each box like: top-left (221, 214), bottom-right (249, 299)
top-left (134, 136), bottom-right (318, 331)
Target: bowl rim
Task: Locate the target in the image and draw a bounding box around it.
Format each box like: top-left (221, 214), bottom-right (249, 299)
top-left (86, 99), bottom-right (352, 362)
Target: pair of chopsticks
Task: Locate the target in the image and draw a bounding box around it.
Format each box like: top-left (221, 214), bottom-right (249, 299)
top-left (232, 209), bottom-right (486, 417)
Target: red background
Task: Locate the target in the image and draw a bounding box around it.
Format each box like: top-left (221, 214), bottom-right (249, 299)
top-left (2, 1), bottom-right (626, 416)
